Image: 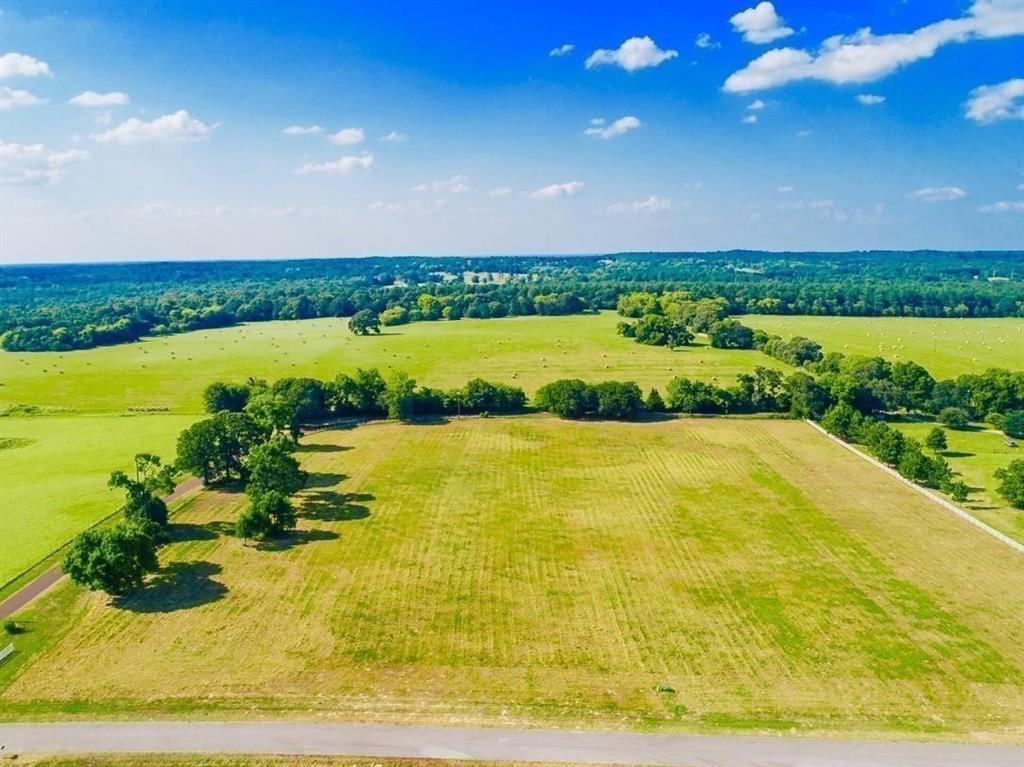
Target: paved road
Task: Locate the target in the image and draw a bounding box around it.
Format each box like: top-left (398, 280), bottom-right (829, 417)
top-left (0, 722), bottom-right (1021, 766)
top-left (0, 476), bottom-right (203, 620)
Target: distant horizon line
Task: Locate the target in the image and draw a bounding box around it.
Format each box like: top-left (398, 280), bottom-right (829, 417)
top-left (3, 248), bottom-right (1023, 268)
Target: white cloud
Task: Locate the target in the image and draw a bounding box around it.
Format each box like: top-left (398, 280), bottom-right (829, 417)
top-left (93, 110), bottom-right (217, 143)
top-left (381, 130), bottom-right (408, 142)
top-left (0, 86), bottom-right (44, 110)
top-left (796, 128), bottom-right (813, 137)
top-left (368, 198), bottom-right (446, 213)
top-left (908, 186), bottom-right (966, 202)
top-left (607, 195), bottom-right (674, 213)
top-left (0, 141), bottom-right (89, 185)
top-left (327, 127), bottom-right (365, 145)
top-left (584, 115), bottom-right (641, 139)
top-left (695, 33), bottom-right (721, 50)
top-left (130, 202), bottom-right (229, 217)
top-left (742, 113), bottom-right (758, 124)
top-left (529, 181), bottom-right (584, 199)
top-left (856, 93), bottom-right (886, 105)
top-left (777, 185), bottom-right (794, 192)
top-left (779, 198), bottom-right (834, 210)
top-left (0, 52), bottom-right (52, 79)
top-left (69, 91), bottom-right (130, 107)
top-left (585, 36), bottom-right (678, 71)
top-left (549, 43), bottom-right (574, 57)
top-left (283, 125), bottom-right (323, 135)
top-left (724, 1), bottom-right (1024, 93)
top-left (747, 99), bottom-right (766, 110)
top-left (295, 153), bottom-right (375, 175)
top-left (488, 186), bottom-right (512, 197)
top-left (965, 78), bottom-right (1024, 123)
top-left (413, 174), bottom-right (469, 193)
top-left (977, 200), bottom-right (1024, 212)
top-left (730, 2), bottom-right (795, 44)
top-left (589, 117), bottom-right (606, 125)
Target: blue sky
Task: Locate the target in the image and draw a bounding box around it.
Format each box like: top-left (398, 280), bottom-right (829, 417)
top-left (1, 0), bottom-right (1022, 262)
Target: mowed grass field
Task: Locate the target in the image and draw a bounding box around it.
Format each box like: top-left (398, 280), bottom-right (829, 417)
top-left (893, 420), bottom-right (1023, 541)
top-left (3, 417), bottom-right (1022, 739)
top-left (0, 312), bottom-right (782, 585)
top-left (744, 315), bottom-right (1024, 379)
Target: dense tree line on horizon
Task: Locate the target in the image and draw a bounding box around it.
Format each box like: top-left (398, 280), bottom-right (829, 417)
top-left (2, 251), bottom-right (1021, 351)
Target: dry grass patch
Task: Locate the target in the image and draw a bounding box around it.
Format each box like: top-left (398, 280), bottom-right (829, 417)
top-left (3, 417), bottom-right (1023, 739)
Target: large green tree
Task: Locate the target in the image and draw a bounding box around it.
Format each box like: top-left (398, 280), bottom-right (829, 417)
top-left (995, 460), bottom-right (1024, 509)
top-left (245, 435), bottom-right (306, 499)
top-left (63, 524), bottom-right (159, 595)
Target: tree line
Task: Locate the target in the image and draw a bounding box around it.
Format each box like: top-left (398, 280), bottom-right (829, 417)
top-left (4, 251), bottom-right (1021, 351)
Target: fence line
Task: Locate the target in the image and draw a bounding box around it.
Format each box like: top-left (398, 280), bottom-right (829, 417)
top-left (806, 419), bottom-right (1024, 555)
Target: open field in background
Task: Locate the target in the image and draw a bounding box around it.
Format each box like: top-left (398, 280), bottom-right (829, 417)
top-left (744, 316), bottom-right (1024, 379)
top-left (0, 312), bottom-right (784, 415)
top-left (0, 414), bottom-right (195, 586)
top-left (3, 417), bottom-right (1023, 740)
top-left (892, 420), bottom-right (1023, 541)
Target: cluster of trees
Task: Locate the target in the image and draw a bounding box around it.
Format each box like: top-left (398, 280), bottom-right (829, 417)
top-left (63, 454), bottom-right (176, 595)
top-left (660, 367), bottom-right (830, 418)
top-left (236, 436), bottom-right (306, 541)
top-left (5, 252), bottom-right (1019, 351)
top-left (819, 404), bottom-right (966, 498)
top-left (198, 371), bottom-right (528, 430)
top-left (534, 379), bottom-right (646, 420)
top-left (615, 291), bottom-right (727, 348)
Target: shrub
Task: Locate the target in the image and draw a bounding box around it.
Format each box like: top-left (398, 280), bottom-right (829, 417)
top-left (939, 406), bottom-right (970, 430)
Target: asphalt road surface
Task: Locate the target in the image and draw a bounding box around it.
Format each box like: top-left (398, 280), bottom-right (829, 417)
top-left (1, 722), bottom-right (1021, 766)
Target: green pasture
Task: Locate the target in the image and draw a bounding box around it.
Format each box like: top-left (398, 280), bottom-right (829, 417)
top-left (0, 414), bottom-right (194, 586)
top-left (745, 315), bottom-right (1023, 379)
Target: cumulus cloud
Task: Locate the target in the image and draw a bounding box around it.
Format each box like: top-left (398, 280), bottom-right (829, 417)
top-left (0, 86), bottom-right (44, 110)
top-left (0, 52), bottom-right (52, 79)
top-left (584, 115), bottom-right (641, 139)
top-left (977, 200), bottom-right (1024, 212)
top-left (742, 113), bottom-right (758, 124)
top-left (0, 141), bottom-right (89, 185)
top-left (908, 186), bottom-right (966, 202)
top-left (549, 43), bottom-right (574, 57)
top-left (488, 186), bottom-right (512, 197)
top-left (295, 153), bottom-right (375, 175)
top-left (856, 94), bottom-right (886, 105)
top-left (368, 198), bottom-right (446, 214)
top-left (585, 36), bottom-right (678, 71)
top-left (283, 125), bottom-right (323, 135)
top-left (965, 78), bottom-right (1024, 123)
top-left (381, 130), bottom-right (408, 142)
top-left (607, 195), bottom-right (674, 213)
top-left (327, 127), bottom-right (365, 145)
top-left (529, 181), bottom-right (583, 199)
top-left (69, 91), bottom-right (130, 107)
top-left (93, 110), bottom-right (217, 143)
top-left (724, 0), bottom-right (1024, 93)
top-left (731, 2), bottom-right (795, 45)
top-left (413, 174), bottom-right (469, 193)
top-left (747, 99), bottom-right (766, 110)
top-left (695, 33), bottom-right (721, 50)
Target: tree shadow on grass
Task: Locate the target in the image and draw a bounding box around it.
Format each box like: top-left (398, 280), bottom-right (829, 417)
top-left (297, 443), bottom-right (353, 454)
top-left (941, 451), bottom-right (976, 459)
top-left (304, 472), bottom-right (347, 489)
top-left (168, 523), bottom-right (219, 542)
top-left (405, 415), bottom-right (449, 426)
top-left (301, 490), bottom-right (373, 522)
top-left (253, 528), bottom-right (340, 551)
top-left (115, 561), bottom-right (227, 613)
